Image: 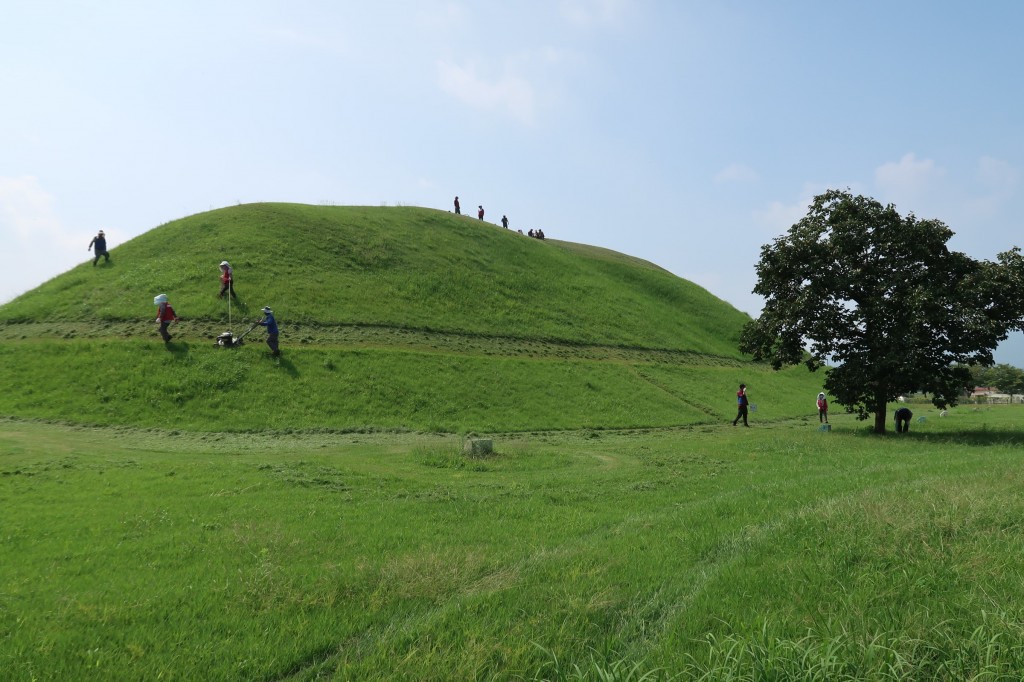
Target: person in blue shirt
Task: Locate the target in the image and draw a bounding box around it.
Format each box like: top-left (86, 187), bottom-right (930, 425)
top-left (258, 306), bottom-right (280, 356)
top-left (732, 383), bottom-right (750, 427)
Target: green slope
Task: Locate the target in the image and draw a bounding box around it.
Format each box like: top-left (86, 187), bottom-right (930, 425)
top-left (0, 203), bottom-right (748, 356)
top-left (0, 203), bottom-right (826, 432)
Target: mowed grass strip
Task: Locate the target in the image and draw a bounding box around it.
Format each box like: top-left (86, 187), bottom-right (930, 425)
top-left (2, 411), bottom-right (1023, 679)
top-left (0, 339), bottom-right (819, 433)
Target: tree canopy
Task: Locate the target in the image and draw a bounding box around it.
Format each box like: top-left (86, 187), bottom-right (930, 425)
top-left (740, 189), bottom-right (1024, 433)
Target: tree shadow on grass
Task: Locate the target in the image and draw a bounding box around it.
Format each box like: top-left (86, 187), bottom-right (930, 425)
top-left (895, 430), bottom-right (1024, 447)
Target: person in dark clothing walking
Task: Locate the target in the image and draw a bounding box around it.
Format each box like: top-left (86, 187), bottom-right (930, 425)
top-left (501, 215), bottom-right (508, 229)
top-left (454, 196), bottom-right (461, 214)
top-left (732, 384), bottom-right (750, 426)
top-left (478, 205), bottom-right (485, 220)
top-left (258, 306), bottom-right (280, 357)
top-left (894, 406), bottom-right (913, 433)
top-left (89, 230), bottom-right (110, 265)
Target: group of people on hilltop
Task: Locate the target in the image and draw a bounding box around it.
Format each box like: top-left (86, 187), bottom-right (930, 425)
top-left (454, 196), bottom-right (548, 239)
top-left (85, 230), bottom-right (279, 355)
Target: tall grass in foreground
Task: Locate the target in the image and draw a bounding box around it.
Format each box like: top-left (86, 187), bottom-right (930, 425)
top-left (2, 408), bottom-right (1024, 679)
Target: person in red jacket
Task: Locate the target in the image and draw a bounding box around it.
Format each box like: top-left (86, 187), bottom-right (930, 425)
top-left (218, 261), bottom-right (237, 299)
top-left (154, 293), bottom-right (177, 343)
top-left (817, 392), bottom-right (829, 423)
top-left (478, 205), bottom-right (485, 220)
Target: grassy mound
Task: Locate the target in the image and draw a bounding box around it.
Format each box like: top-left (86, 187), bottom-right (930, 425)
top-left (0, 203), bottom-right (825, 432)
top-left (0, 203), bottom-right (747, 354)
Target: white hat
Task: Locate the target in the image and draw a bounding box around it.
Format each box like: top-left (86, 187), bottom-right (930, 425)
top-left (262, 306), bottom-right (273, 314)
top-left (220, 260), bottom-right (230, 267)
top-left (154, 294), bottom-right (168, 304)
top-left (818, 392), bottom-right (825, 398)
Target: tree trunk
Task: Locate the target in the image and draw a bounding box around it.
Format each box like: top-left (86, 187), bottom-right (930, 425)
top-left (873, 391), bottom-right (888, 433)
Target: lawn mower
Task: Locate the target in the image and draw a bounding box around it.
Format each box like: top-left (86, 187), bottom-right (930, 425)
top-left (215, 323), bottom-right (258, 348)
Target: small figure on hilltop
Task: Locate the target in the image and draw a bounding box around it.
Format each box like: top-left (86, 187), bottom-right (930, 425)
top-left (502, 215), bottom-right (508, 229)
top-left (817, 392), bottom-right (829, 423)
top-left (88, 230), bottom-right (110, 266)
top-left (154, 294), bottom-right (177, 344)
top-left (218, 261), bottom-right (237, 299)
top-left (258, 306), bottom-right (280, 357)
top-left (478, 205), bottom-right (485, 220)
top-left (536, 228), bottom-right (545, 240)
top-left (528, 229), bottom-right (535, 237)
top-left (732, 383), bottom-right (750, 427)
top-left (454, 196), bottom-right (461, 215)
top-left (894, 406), bottom-right (913, 433)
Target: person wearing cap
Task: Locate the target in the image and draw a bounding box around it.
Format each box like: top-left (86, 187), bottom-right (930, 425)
top-left (89, 230), bottom-right (110, 266)
top-left (816, 392), bottom-right (829, 423)
top-left (257, 306), bottom-right (279, 356)
top-left (154, 294), bottom-right (177, 343)
top-left (218, 261), bottom-right (236, 299)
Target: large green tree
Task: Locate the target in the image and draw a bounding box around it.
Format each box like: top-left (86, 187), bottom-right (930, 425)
top-left (740, 189), bottom-right (1024, 433)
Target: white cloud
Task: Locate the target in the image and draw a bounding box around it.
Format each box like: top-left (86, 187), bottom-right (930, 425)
top-left (753, 199), bottom-right (807, 233)
top-left (437, 58), bottom-right (537, 124)
top-left (874, 153), bottom-right (945, 207)
top-left (0, 176), bottom-right (63, 241)
top-left (714, 163), bottom-right (759, 184)
top-left (961, 156), bottom-right (1020, 223)
top-left (976, 155), bottom-right (1019, 195)
top-left (0, 176), bottom-right (83, 303)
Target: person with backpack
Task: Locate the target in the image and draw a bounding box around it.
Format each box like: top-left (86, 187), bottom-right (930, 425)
top-left (88, 230), bottom-right (110, 266)
top-left (257, 306), bottom-right (280, 357)
top-left (732, 383), bottom-right (750, 427)
top-left (817, 392), bottom-right (829, 423)
top-left (154, 294), bottom-right (177, 343)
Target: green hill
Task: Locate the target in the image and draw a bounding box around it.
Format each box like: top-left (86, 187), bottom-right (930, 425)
top-left (0, 203), bottom-right (821, 432)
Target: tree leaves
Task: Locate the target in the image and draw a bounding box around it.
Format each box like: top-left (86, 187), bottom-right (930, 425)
top-left (741, 190), bottom-right (1024, 433)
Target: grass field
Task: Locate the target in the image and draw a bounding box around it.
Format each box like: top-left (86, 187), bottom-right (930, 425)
top-left (3, 407), bottom-right (1023, 680)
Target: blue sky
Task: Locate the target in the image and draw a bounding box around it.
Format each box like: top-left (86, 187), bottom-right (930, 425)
top-left (3, 1), bottom-right (1024, 363)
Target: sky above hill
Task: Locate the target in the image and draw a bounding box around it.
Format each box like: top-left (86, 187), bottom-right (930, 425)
top-left (4, 1), bottom-right (1024, 364)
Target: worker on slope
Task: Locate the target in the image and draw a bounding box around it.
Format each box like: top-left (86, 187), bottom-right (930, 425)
top-left (154, 294), bottom-right (177, 343)
top-left (89, 230), bottom-right (110, 266)
top-left (257, 306), bottom-right (280, 357)
top-left (218, 261), bottom-right (237, 299)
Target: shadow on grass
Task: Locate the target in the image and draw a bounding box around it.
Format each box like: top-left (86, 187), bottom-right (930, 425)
top-left (892, 430), bottom-right (1024, 447)
top-left (166, 341), bottom-right (191, 357)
